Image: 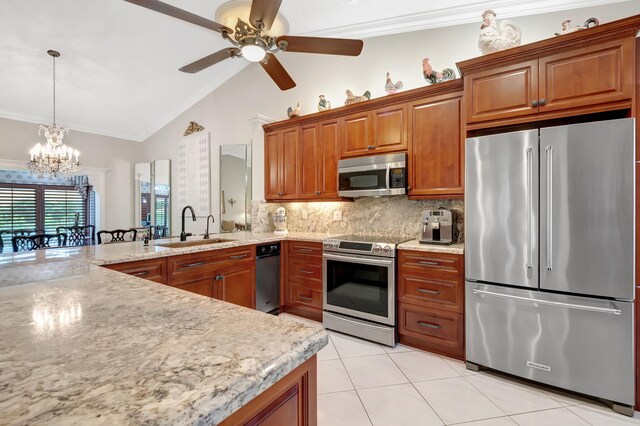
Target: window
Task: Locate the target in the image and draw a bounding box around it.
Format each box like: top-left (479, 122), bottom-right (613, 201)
top-left (0, 183), bottom-right (93, 251)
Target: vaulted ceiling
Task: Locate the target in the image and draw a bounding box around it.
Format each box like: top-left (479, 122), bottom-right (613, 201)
top-left (0, 0), bottom-right (631, 141)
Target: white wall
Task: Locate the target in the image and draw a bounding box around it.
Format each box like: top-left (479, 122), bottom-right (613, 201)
top-left (142, 2), bottom-right (640, 236)
top-left (0, 117), bottom-right (143, 230)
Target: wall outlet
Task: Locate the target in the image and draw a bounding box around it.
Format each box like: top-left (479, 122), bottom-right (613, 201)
top-left (302, 210), bottom-right (308, 220)
top-left (333, 210), bottom-right (343, 221)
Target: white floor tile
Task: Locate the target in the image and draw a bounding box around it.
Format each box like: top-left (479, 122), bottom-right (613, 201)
top-left (318, 390), bottom-right (372, 426)
top-left (455, 418), bottom-right (516, 425)
top-left (317, 359), bottom-right (353, 394)
top-left (357, 384), bottom-right (443, 426)
top-left (329, 331), bottom-right (386, 358)
top-left (568, 404), bottom-right (640, 425)
top-left (441, 356), bottom-right (479, 377)
top-left (317, 338), bottom-right (340, 361)
top-left (389, 350), bottom-right (460, 382)
top-left (342, 354), bottom-right (409, 389)
top-left (539, 387), bottom-right (599, 407)
top-left (383, 343), bottom-right (416, 354)
top-left (465, 374), bottom-right (561, 415)
top-left (511, 407), bottom-right (590, 425)
top-left (414, 377), bottom-right (504, 424)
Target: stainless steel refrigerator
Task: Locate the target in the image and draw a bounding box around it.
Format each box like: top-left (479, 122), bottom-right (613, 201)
top-left (465, 118), bottom-right (636, 414)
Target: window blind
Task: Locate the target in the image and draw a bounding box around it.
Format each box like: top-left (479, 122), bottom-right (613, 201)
top-left (0, 185), bottom-right (38, 251)
top-left (43, 188), bottom-right (86, 234)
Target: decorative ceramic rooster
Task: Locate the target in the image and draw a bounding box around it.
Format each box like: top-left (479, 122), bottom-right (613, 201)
top-left (318, 95), bottom-right (331, 111)
top-left (422, 58), bottom-right (456, 85)
top-left (555, 18), bottom-right (599, 36)
top-left (478, 9), bottom-right (522, 55)
top-left (384, 72), bottom-right (403, 95)
top-left (345, 90), bottom-right (371, 106)
top-left (287, 102), bottom-right (301, 119)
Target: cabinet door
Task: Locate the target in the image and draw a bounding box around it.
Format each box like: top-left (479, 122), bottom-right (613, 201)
top-left (340, 112), bottom-right (372, 157)
top-left (372, 104), bottom-right (407, 153)
top-left (299, 123), bottom-right (320, 199)
top-left (215, 263), bottom-right (256, 309)
top-left (319, 119), bottom-right (340, 199)
top-left (538, 38), bottom-right (634, 113)
top-left (264, 131), bottom-right (282, 200)
top-left (281, 127), bottom-right (300, 199)
top-left (465, 60), bottom-right (538, 123)
top-left (408, 95), bottom-right (463, 198)
top-left (173, 276), bottom-right (216, 298)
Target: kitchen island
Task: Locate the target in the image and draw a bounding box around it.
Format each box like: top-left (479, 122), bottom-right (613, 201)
top-left (0, 233), bottom-right (328, 425)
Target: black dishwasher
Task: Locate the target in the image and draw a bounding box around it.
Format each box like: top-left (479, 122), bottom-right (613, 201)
top-left (256, 242), bottom-right (280, 314)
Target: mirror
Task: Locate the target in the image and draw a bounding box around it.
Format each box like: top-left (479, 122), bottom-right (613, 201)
top-left (134, 163), bottom-right (151, 228)
top-left (153, 159), bottom-right (171, 237)
top-left (220, 145), bottom-right (251, 233)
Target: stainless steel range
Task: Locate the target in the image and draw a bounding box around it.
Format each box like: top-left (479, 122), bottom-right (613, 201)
top-left (322, 234), bottom-right (410, 346)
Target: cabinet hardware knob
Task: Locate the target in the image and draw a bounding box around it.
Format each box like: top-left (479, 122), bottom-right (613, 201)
top-left (539, 98), bottom-right (546, 106)
top-left (367, 145), bottom-right (375, 150)
top-left (407, 186), bottom-right (412, 192)
top-left (315, 191), bottom-right (321, 195)
top-left (532, 100), bottom-right (539, 107)
top-left (215, 275), bottom-right (224, 281)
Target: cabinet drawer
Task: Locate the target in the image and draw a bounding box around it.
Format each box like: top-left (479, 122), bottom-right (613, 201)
top-left (399, 304), bottom-right (463, 359)
top-left (399, 250), bottom-right (463, 276)
top-left (288, 285), bottom-right (323, 309)
top-left (288, 256), bottom-right (322, 282)
top-left (168, 246), bottom-right (255, 284)
top-left (288, 241), bottom-right (322, 257)
top-left (399, 274), bottom-right (463, 313)
top-left (104, 258), bottom-right (167, 284)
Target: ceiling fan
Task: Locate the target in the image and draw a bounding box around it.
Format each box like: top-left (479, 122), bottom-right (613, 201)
top-left (124, 0), bottom-right (364, 90)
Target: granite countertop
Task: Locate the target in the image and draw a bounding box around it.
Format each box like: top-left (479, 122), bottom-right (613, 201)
top-left (0, 233), bottom-right (329, 424)
top-left (398, 239), bottom-right (464, 255)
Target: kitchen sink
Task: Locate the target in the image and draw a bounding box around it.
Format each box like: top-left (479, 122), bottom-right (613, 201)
top-left (156, 239), bottom-right (236, 248)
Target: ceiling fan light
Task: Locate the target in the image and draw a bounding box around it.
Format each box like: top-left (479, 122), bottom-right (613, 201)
top-left (215, 0), bottom-right (289, 36)
top-left (241, 44), bottom-right (266, 62)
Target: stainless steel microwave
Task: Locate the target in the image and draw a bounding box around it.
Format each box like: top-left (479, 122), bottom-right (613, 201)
top-left (338, 153), bottom-right (407, 197)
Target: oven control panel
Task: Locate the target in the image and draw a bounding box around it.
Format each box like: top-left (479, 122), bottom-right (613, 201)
top-left (323, 239), bottom-right (396, 257)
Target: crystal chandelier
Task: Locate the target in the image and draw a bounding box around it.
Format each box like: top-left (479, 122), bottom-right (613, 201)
top-left (27, 50), bottom-right (80, 178)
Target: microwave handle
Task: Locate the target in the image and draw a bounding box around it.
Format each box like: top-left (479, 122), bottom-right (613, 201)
top-left (386, 164), bottom-right (391, 189)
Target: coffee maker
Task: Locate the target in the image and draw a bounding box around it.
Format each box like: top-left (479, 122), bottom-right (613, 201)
top-left (420, 209), bottom-right (456, 245)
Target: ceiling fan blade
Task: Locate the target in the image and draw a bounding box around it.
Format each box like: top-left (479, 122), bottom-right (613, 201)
top-left (277, 36), bottom-right (363, 56)
top-left (124, 0), bottom-right (232, 33)
top-left (260, 54), bottom-right (296, 91)
top-left (179, 48), bottom-right (240, 73)
top-left (249, 0), bottom-right (283, 31)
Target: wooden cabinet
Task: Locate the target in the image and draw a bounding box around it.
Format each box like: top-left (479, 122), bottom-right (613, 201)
top-left (215, 263), bottom-right (256, 309)
top-left (174, 276), bottom-right (217, 298)
top-left (319, 119), bottom-right (340, 199)
top-left (264, 127), bottom-right (299, 201)
top-left (408, 90), bottom-right (464, 199)
top-left (219, 355), bottom-right (317, 426)
top-left (460, 34), bottom-right (635, 128)
top-left (103, 258), bottom-right (167, 284)
top-left (340, 105), bottom-right (406, 158)
top-left (398, 250), bottom-right (464, 359)
top-left (281, 241), bottom-right (323, 321)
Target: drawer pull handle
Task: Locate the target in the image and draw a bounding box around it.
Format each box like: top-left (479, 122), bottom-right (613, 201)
top-left (417, 321), bottom-right (441, 329)
top-left (299, 296), bottom-right (314, 301)
top-left (131, 271), bottom-right (149, 277)
top-left (229, 254), bottom-right (248, 259)
top-left (418, 260), bottom-right (438, 265)
top-left (296, 248), bottom-right (315, 253)
top-left (215, 275), bottom-right (224, 281)
top-left (417, 288), bottom-right (441, 295)
top-left (299, 270), bottom-right (314, 274)
top-left (183, 261), bottom-right (206, 268)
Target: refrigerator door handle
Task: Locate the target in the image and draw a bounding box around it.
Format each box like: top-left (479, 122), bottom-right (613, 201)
top-left (472, 288), bottom-right (622, 315)
top-left (545, 145), bottom-right (553, 272)
top-left (526, 147), bottom-right (533, 271)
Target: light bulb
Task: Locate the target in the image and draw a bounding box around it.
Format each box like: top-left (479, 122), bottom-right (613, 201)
top-left (241, 44), bottom-right (266, 62)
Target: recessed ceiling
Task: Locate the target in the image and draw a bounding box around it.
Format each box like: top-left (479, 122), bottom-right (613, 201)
top-left (0, 0), bottom-right (631, 142)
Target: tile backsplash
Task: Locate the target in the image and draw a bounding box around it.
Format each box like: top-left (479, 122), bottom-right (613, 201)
top-left (251, 196), bottom-right (464, 242)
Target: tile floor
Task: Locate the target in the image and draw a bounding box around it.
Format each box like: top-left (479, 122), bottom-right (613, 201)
top-left (281, 314), bottom-right (640, 426)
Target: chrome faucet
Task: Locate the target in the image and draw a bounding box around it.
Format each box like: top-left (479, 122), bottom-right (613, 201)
top-left (180, 205), bottom-right (197, 241)
top-left (203, 215), bottom-right (215, 239)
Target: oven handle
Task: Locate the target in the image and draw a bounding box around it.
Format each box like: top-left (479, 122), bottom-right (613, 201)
top-left (323, 252), bottom-right (394, 267)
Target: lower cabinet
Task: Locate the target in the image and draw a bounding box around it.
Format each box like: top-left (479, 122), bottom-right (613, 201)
top-left (174, 277), bottom-right (217, 298)
top-left (215, 263), bottom-right (256, 309)
top-left (398, 249), bottom-right (465, 359)
top-left (281, 241), bottom-right (323, 322)
top-left (103, 257), bottom-right (168, 284)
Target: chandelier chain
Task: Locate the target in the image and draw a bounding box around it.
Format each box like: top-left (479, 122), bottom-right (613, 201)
top-left (52, 54), bottom-right (56, 125)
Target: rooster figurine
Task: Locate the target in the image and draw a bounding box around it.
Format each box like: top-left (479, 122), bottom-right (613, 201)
top-left (287, 102), bottom-right (301, 119)
top-left (478, 9), bottom-right (522, 55)
top-left (318, 95), bottom-right (331, 111)
top-left (422, 58), bottom-right (456, 85)
top-left (555, 18), bottom-right (599, 36)
top-left (384, 72), bottom-right (403, 95)
top-left (345, 90), bottom-right (371, 106)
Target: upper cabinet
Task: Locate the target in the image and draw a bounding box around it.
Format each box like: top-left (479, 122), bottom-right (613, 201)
top-left (340, 105), bottom-right (407, 158)
top-left (264, 127), bottom-right (299, 201)
top-left (458, 17), bottom-right (639, 129)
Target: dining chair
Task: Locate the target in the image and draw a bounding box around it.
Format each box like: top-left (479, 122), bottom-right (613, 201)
top-left (97, 229), bottom-right (137, 244)
top-left (56, 225), bottom-right (96, 246)
top-left (11, 233), bottom-right (68, 252)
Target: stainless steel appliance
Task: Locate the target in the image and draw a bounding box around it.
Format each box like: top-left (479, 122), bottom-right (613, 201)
top-left (419, 209), bottom-right (455, 245)
top-left (256, 242), bottom-right (280, 314)
top-left (338, 153), bottom-right (406, 197)
top-left (465, 118), bottom-right (635, 415)
top-left (323, 234), bottom-right (409, 346)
